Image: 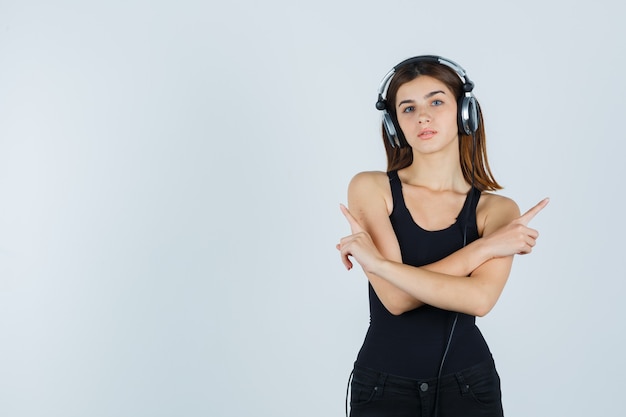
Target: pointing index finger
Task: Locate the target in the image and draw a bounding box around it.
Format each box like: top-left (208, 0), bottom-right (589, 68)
top-left (340, 204), bottom-right (365, 233)
top-left (519, 197), bottom-right (550, 225)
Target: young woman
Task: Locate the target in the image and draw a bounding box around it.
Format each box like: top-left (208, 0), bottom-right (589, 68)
top-left (337, 56), bottom-right (548, 417)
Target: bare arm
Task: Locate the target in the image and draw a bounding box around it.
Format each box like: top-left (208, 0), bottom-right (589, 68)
top-left (346, 171), bottom-right (421, 315)
top-left (338, 181), bottom-right (547, 316)
top-left (343, 171), bottom-right (548, 315)
top-left (370, 198), bottom-right (522, 316)
top-left (420, 196), bottom-right (547, 275)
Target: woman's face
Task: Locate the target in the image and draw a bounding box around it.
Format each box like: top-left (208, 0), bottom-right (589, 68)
top-left (395, 75), bottom-right (459, 155)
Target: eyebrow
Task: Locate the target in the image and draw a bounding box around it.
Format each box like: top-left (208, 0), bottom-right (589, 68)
top-left (397, 90), bottom-right (447, 107)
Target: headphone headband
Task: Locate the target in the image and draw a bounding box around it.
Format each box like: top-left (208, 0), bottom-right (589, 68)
top-left (375, 55), bottom-right (479, 147)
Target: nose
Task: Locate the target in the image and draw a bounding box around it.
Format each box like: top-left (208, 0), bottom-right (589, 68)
top-left (413, 103), bottom-right (431, 124)
top-left (417, 110), bottom-right (431, 124)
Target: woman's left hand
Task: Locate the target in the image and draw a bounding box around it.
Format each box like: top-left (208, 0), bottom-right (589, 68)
top-left (482, 197), bottom-right (549, 258)
top-left (337, 204), bottom-right (386, 272)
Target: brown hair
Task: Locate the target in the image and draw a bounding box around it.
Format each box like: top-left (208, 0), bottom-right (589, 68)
top-left (382, 60), bottom-right (502, 191)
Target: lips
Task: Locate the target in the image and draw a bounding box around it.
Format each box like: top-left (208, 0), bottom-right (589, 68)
top-left (418, 129), bottom-right (437, 139)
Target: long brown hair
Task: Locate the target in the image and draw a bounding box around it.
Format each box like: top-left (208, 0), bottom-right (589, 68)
top-left (382, 60), bottom-right (502, 191)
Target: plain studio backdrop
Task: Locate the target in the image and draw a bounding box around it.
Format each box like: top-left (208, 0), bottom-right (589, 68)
top-left (0, 1), bottom-right (624, 416)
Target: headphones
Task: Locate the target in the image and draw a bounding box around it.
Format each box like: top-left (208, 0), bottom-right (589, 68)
top-left (375, 55), bottom-right (479, 148)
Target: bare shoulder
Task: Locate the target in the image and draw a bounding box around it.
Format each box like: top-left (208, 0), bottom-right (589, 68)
top-left (479, 192), bottom-right (520, 217)
top-left (477, 192), bottom-right (521, 235)
top-left (348, 171), bottom-right (392, 215)
top-left (349, 170), bottom-right (389, 192)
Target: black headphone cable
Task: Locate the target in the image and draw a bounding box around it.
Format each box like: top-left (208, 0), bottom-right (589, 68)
top-left (433, 130), bottom-right (477, 417)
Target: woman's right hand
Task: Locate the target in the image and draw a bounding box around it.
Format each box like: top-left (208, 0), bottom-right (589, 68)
top-left (483, 198), bottom-right (549, 258)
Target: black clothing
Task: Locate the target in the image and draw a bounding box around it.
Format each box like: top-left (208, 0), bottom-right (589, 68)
top-left (350, 358), bottom-right (504, 417)
top-left (354, 170), bottom-right (492, 379)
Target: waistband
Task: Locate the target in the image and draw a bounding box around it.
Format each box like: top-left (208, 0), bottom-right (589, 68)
top-left (352, 356), bottom-right (496, 390)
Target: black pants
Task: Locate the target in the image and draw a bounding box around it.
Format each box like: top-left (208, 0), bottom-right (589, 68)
top-left (349, 358), bottom-right (504, 417)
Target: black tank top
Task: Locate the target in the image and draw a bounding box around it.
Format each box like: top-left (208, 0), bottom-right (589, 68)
top-left (354, 170), bottom-right (492, 379)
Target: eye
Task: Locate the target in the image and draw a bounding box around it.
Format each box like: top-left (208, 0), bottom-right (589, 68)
top-left (431, 99), bottom-right (443, 106)
top-left (402, 106), bottom-right (415, 113)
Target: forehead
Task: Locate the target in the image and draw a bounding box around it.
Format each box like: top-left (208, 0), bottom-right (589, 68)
top-left (396, 75), bottom-right (453, 100)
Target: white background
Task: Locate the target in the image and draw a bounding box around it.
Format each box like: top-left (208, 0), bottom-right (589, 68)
top-left (1, 1), bottom-right (624, 416)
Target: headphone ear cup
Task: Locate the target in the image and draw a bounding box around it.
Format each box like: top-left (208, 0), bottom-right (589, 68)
top-left (382, 111), bottom-right (402, 148)
top-left (459, 94), bottom-right (479, 135)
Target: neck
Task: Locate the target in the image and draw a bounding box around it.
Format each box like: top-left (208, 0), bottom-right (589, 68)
top-left (401, 150), bottom-right (468, 193)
